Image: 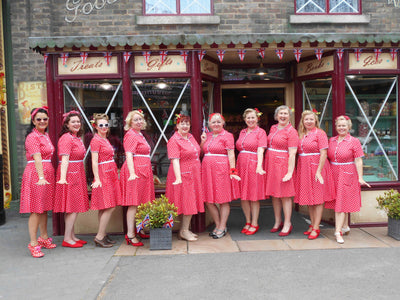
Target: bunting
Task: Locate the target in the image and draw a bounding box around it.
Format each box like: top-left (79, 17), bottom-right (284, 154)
top-left (142, 51), bottom-right (151, 64)
top-left (123, 51), bottom-right (132, 64)
top-left (80, 52), bottom-right (88, 64)
top-left (336, 48), bottom-right (344, 61)
top-left (180, 50), bottom-right (189, 64)
top-left (103, 52), bottom-right (112, 66)
top-left (390, 48), bottom-right (398, 61)
top-left (275, 49), bottom-right (284, 60)
top-left (160, 50), bottom-right (168, 64)
top-left (216, 49), bottom-right (225, 62)
top-left (374, 49), bottom-right (382, 61)
top-left (237, 49), bottom-right (246, 61)
top-left (315, 48), bottom-right (323, 60)
top-left (60, 53), bottom-right (69, 66)
top-left (293, 49), bottom-right (302, 63)
top-left (257, 48), bottom-right (265, 59)
top-left (197, 50), bottom-right (206, 62)
top-left (354, 48), bottom-right (362, 62)
top-left (43, 53), bottom-right (49, 65)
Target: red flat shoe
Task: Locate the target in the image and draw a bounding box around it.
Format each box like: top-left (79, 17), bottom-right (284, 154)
top-left (124, 235), bottom-right (144, 247)
top-left (308, 229), bottom-right (320, 240)
top-left (270, 223), bottom-right (284, 233)
top-left (75, 240), bottom-right (87, 245)
top-left (278, 225), bottom-right (293, 237)
top-left (241, 223), bottom-right (251, 234)
top-left (245, 225), bottom-right (259, 235)
top-left (303, 225), bottom-right (313, 235)
top-left (62, 240), bottom-right (83, 248)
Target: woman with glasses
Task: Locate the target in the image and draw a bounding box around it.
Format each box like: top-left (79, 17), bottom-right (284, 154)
top-left (90, 113), bottom-right (121, 248)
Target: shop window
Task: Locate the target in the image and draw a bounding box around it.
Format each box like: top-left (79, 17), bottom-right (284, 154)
top-left (295, 0), bottom-right (361, 14)
top-left (302, 78), bottom-right (333, 137)
top-left (345, 75), bottom-right (398, 182)
top-left (222, 67), bottom-right (289, 82)
top-left (144, 0), bottom-right (212, 15)
top-left (132, 78), bottom-right (191, 188)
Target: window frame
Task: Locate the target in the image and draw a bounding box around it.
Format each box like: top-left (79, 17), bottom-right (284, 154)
top-left (294, 0), bottom-right (362, 15)
top-left (143, 0), bottom-right (214, 16)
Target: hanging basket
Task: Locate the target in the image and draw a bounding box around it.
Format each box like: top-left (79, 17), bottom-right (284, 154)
top-left (150, 228), bottom-right (172, 250)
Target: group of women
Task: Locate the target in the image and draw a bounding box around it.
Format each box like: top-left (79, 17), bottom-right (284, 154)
top-left (21, 105), bottom-right (369, 257)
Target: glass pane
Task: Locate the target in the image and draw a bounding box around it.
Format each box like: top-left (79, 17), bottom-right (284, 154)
top-left (63, 80), bottom-right (124, 186)
top-left (145, 0), bottom-right (177, 14)
top-left (329, 0), bottom-right (359, 13)
top-left (302, 78), bottom-right (333, 137)
top-left (222, 67), bottom-right (288, 82)
top-left (180, 0), bottom-right (211, 14)
top-left (345, 76), bottom-right (398, 182)
top-left (132, 78), bottom-right (191, 188)
top-left (296, 0), bottom-right (326, 13)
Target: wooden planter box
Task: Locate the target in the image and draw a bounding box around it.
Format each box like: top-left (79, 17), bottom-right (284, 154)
top-left (150, 228), bottom-right (172, 250)
top-left (388, 218), bottom-right (400, 241)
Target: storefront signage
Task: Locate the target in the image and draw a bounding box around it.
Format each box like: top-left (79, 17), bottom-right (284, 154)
top-left (65, 0), bottom-right (119, 23)
top-left (297, 56), bottom-right (334, 77)
top-left (349, 53), bottom-right (397, 70)
top-left (201, 60), bottom-right (219, 78)
top-left (58, 56), bottom-right (119, 75)
top-left (17, 81), bottom-right (47, 125)
top-left (134, 55), bottom-right (187, 73)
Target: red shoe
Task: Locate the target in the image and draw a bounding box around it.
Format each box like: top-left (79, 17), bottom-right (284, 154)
top-left (37, 237), bottom-right (57, 249)
top-left (28, 244), bottom-right (44, 258)
top-left (303, 225), bottom-right (313, 235)
top-left (136, 230), bottom-right (150, 239)
top-left (270, 223), bottom-right (284, 233)
top-left (308, 229), bottom-right (320, 240)
top-left (62, 240), bottom-right (83, 248)
top-left (125, 235), bottom-right (144, 247)
top-left (278, 225), bottom-right (293, 237)
top-left (245, 225), bottom-right (259, 235)
top-left (241, 223), bottom-right (251, 234)
top-left (75, 240), bottom-right (87, 245)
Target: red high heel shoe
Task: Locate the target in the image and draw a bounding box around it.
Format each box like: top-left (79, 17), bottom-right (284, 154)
top-left (303, 225), bottom-right (313, 235)
top-left (125, 235), bottom-right (144, 247)
top-left (136, 229), bottom-right (150, 239)
top-left (245, 225), bottom-right (259, 235)
top-left (278, 225), bottom-right (293, 237)
top-left (241, 223), bottom-right (251, 234)
top-left (308, 229), bottom-right (320, 240)
top-left (270, 223), bottom-right (284, 233)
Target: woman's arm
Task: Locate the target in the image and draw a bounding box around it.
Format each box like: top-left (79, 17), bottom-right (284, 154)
top-left (315, 149), bottom-right (327, 184)
top-left (91, 152), bottom-right (102, 188)
top-left (57, 155), bottom-right (69, 184)
top-left (126, 152), bottom-right (139, 180)
top-left (32, 153), bottom-right (49, 185)
top-left (256, 147), bottom-right (266, 175)
top-left (355, 157), bottom-right (371, 187)
top-left (282, 147), bottom-right (297, 182)
top-left (227, 149), bottom-right (240, 180)
top-left (171, 158), bottom-right (182, 185)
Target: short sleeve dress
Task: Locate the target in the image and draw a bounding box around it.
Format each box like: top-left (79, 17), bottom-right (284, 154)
top-left (20, 128), bottom-right (55, 213)
top-left (201, 129), bottom-right (240, 204)
top-left (325, 134), bottom-right (364, 212)
top-left (265, 123), bottom-right (298, 198)
top-left (90, 134), bottom-right (121, 210)
top-left (236, 126), bottom-right (267, 201)
top-left (294, 128), bottom-right (335, 206)
top-left (165, 132), bottom-right (204, 215)
top-left (54, 133), bottom-right (89, 213)
top-left (120, 129), bottom-right (155, 206)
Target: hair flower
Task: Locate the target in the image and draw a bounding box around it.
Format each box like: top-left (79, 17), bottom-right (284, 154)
top-left (288, 106), bottom-right (295, 113)
top-left (175, 113), bottom-right (182, 123)
top-left (138, 109), bottom-right (143, 114)
top-left (312, 108), bottom-right (321, 115)
top-left (254, 108), bottom-right (263, 118)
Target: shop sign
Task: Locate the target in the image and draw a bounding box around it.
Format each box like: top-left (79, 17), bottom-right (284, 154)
top-left (349, 53), bottom-right (397, 70)
top-left (65, 0), bottom-right (120, 23)
top-left (58, 56), bottom-right (119, 75)
top-left (201, 60), bottom-right (218, 78)
top-left (134, 55), bottom-right (187, 73)
top-left (17, 81), bottom-right (47, 125)
top-left (297, 56), bottom-right (334, 77)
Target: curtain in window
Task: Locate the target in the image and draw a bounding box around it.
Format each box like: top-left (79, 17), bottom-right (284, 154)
top-left (329, 0), bottom-right (359, 13)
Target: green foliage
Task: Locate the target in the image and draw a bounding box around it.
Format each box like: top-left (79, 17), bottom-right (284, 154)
top-left (376, 189), bottom-right (400, 220)
top-left (135, 194), bottom-right (178, 229)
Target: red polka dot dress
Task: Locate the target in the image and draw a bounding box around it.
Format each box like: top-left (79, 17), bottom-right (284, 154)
top-left (90, 134), bottom-right (120, 210)
top-left (325, 134), bottom-right (364, 212)
top-left (294, 128), bottom-right (335, 206)
top-left (265, 123), bottom-right (298, 198)
top-left (54, 133), bottom-right (89, 213)
top-left (236, 126), bottom-right (267, 201)
top-left (202, 129), bottom-right (240, 204)
top-left (120, 129), bottom-right (155, 206)
top-left (20, 128), bottom-right (55, 213)
top-left (165, 132), bottom-right (205, 215)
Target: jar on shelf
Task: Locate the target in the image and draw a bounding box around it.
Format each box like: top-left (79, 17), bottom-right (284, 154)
top-left (380, 101), bottom-right (390, 116)
top-left (391, 102), bottom-right (397, 116)
top-left (370, 103), bottom-right (380, 116)
top-left (358, 123), bottom-right (369, 137)
top-left (360, 101), bottom-right (370, 116)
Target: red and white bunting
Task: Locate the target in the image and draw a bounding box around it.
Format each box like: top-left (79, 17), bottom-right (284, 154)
top-left (160, 50), bottom-right (168, 64)
top-left (315, 48), bottom-right (323, 60)
top-left (123, 51), bottom-right (132, 64)
top-left (293, 48), bottom-right (302, 63)
top-left (275, 49), bottom-right (284, 60)
top-left (60, 53), bottom-right (69, 66)
top-left (80, 52), bottom-right (88, 64)
top-left (43, 53), bottom-right (49, 64)
top-left (237, 49), bottom-right (246, 61)
top-left (354, 48), bottom-right (362, 62)
top-left (257, 48), bottom-right (265, 59)
top-left (103, 52), bottom-right (112, 66)
top-left (197, 50), bottom-right (206, 62)
top-left (216, 49), bottom-right (225, 62)
top-left (390, 48), bottom-right (398, 61)
top-left (336, 48), bottom-right (344, 61)
top-left (142, 51), bottom-right (151, 64)
top-left (374, 49), bottom-right (382, 61)
top-left (180, 50), bottom-right (189, 64)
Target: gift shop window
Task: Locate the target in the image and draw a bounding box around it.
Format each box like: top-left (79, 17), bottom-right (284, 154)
top-left (301, 78), bottom-right (333, 137)
top-left (132, 78), bottom-right (191, 188)
top-left (144, 0), bottom-right (212, 15)
top-left (345, 75), bottom-right (398, 182)
top-left (295, 0), bottom-right (361, 14)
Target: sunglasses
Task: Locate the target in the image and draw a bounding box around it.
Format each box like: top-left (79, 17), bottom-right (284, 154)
top-left (35, 118), bottom-right (48, 122)
top-left (97, 123), bottom-right (109, 128)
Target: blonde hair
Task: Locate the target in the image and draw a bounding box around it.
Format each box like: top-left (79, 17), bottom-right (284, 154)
top-left (335, 115), bottom-right (352, 130)
top-left (274, 105), bottom-right (292, 120)
top-left (242, 108), bottom-right (257, 120)
top-left (124, 110), bottom-right (147, 131)
top-left (208, 113), bottom-right (225, 126)
top-left (92, 113), bottom-right (109, 134)
top-left (298, 110), bottom-right (320, 139)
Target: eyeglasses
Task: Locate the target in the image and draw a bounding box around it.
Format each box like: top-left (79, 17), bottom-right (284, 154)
top-left (35, 118), bottom-right (48, 122)
top-left (97, 123), bottom-right (109, 128)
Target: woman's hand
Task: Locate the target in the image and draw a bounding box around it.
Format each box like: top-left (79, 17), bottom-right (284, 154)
top-left (57, 179), bottom-right (68, 184)
top-left (256, 166), bottom-right (266, 175)
top-left (128, 173), bottom-right (139, 181)
top-left (230, 174), bottom-right (241, 181)
top-left (36, 178), bottom-right (50, 185)
top-left (315, 172), bottom-right (324, 184)
top-left (200, 132), bottom-right (207, 142)
top-left (359, 178), bottom-right (371, 188)
top-left (282, 173), bottom-right (292, 182)
top-left (91, 180), bottom-right (102, 188)
top-left (173, 178), bottom-right (182, 185)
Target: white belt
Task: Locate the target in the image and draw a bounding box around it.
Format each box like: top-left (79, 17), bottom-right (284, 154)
top-left (59, 160), bottom-right (83, 163)
top-left (240, 150), bottom-right (257, 155)
top-left (299, 153), bottom-right (320, 156)
top-left (204, 153), bottom-right (228, 157)
top-left (268, 148), bottom-right (288, 153)
top-left (331, 161), bottom-right (355, 165)
top-left (98, 159), bottom-right (115, 165)
top-left (27, 159), bottom-right (51, 163)
top-left (133, 154), bottom-right (150, 158)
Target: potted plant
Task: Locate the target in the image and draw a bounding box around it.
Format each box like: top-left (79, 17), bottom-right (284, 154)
top-left (136, 194), bottom-right (178, 250)
top-left (376, 189), bottom-right (400, 240)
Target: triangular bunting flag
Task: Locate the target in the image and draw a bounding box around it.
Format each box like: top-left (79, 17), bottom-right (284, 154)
top-left (160, 50), bottom-right (168, 64)
top-left (336, 48), bottom-right (344, 61)
top-left (354, 48), bottom-right (362, 62)
top-left (142, 51), bottom-right (151, 64)
top-left (315, 48), bottom-right (323, 60)
top-left (197, 50), bottom-right (206, 62)
top-left (216, 49), bottom-right (225, 62)
top-left (180, 50), bottom-right (189, 64)
top-left (123, 51), bottom-right (132, 64)
top-left (257, 48), bottom-right (265, 59)
top-left (390, 48), bottom-right (398, 61)
top-left (293, 48), bottom-right (302, 63)
top-left (61, 53), bottom-right (69, 66)
top-left (80, 52), bottom-right (88, 64)
top-left (237, 49), bottom-right (246, 61)
top-left (104, 52), bottom-right (112, 66)
top-left (275, 49), bottom-right (284, 60)
top-left (374, 49), bottom-right (382, 61)
top-left (43, 53), bottom-right (49, 64)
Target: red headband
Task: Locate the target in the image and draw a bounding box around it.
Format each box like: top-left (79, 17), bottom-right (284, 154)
top-left (31, 106), bottom-right (49, 120)
top-left (209, 113), bottom-right (225, 123)
top-left (62, 110), bottom-right (80, 122)
top-left (335, 115), bottom-right (350, 121)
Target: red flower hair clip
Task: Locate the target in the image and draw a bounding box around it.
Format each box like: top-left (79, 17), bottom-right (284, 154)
top-left (254, 108), bottom-right (263, 118)
top-left (312, 108), bottom-right (321, 115)
top-left (138, 109), bottom-right (143, 114)
top-left (175, 113), bottom-right (182, 123)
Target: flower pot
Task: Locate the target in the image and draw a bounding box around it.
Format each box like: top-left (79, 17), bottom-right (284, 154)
top-left (388, 218), bottom-right (400, 241)
top-left (150, 228), bottom-right (172, 250)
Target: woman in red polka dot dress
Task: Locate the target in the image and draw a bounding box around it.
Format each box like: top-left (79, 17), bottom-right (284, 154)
top-left (265, 105), bottom-right (298, 236)
top-left (54, 111), bottom-right (89, 248)
top-left (236, 108), bottom-right (267, 235)
top-left (166, 114), bottom-right (204, 241)
top-left (294, 110), bottom-right (335, 240)
top-left (20, 107), bottom-right (56, 258)
top-left (120, 110), bottom-right (154, 247)
top-left (90, 114), bottom-right (121, 248)
top-left (326, 116), bottom-right (370, 244)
